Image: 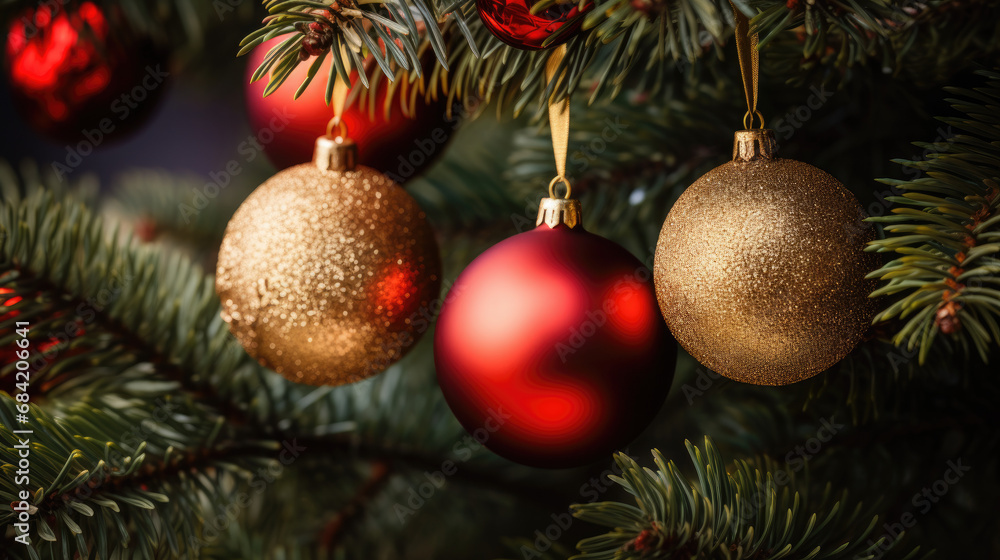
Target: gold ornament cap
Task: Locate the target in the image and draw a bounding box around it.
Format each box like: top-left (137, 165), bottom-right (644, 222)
top-left (733, 129), bottom-right (778, 162)
top-left (314, 135), bottom-right (358, 172)
top-left (536, 197), bottom-right (582, 229)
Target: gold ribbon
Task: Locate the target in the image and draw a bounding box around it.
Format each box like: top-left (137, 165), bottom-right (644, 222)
top-left (545, 44), bottom-right (571, 199)
top-left (731, 1), bottom-right (763, 129)
top-left (326, 48), bottom-right (352, 139)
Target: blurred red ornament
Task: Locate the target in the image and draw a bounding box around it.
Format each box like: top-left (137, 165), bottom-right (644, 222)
top-left (4, 2), bottom-right (166, 144)
top-left (476, 0), bottom-right (591, 50)
top-left (134, 215), bottom-right (159, 243)
top-left (434, 200), bottom-right (675, 468)
top-left (0, 288), bottom-right (23, 376)
top-left (245, 38), bottom-right (455, 181)
top-left (0, 288), bottom-right (23, 322)
top-left (1, 288), bottom-right (85, 350)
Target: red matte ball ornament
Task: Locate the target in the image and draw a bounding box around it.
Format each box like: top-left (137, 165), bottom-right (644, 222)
top-left (245, 37), bottom-right (454, 180)
top-left (434, 197), bottom-right (676, 468)
top-left (476, 0), bottom-right (591, 50)
top-left (4, 2), bottom-right (165, 144)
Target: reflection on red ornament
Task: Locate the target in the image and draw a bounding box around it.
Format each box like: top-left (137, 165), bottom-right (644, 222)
top-left (0, 288), bottom-right (23, 321)
top-left (245, 37), bottom-right (454, 180)
top-left (370, 259), bottom-right (425, 330)
top-left (0, 286), bottom-right (89, 396)
top-left (476, 0), bottom-right (592, 50)
top-left (0, 288), bottom-right (25, 377)
top-left (4, 2), bottom-right (165, 144)
top-left (434, 222), bottom-right (676, 468)
top-left (0, 288), bottom-right (86, 356)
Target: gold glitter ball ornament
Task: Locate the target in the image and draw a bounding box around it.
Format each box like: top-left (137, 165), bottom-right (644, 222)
top-left (653, 130), bottom-right (879, 385)
top-left (216, 136), bottom-right (442, 386)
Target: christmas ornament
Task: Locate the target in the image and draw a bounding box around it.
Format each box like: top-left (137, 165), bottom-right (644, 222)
top-left (435, 197), bottom-right (675, 468)
top-left (476, 0), bottom-right (592, 50)
top-left (652, 5), bottom-right (878, 385)
top-left (4, 2), bottom-right (166, 144)
top-left (216, 121), bottom-right (442, 385)
top-left (434, 47), bottom-right (674, 468)
top-left (245, 37), bottom-right (454, 180)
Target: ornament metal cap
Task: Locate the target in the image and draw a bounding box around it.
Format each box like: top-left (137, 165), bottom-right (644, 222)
top-left (536, 197), bottom-right (582, 229)
top-left (733, 129), bottom-right (778, 162)
top-left (314, 135), bottom-right (358, 172)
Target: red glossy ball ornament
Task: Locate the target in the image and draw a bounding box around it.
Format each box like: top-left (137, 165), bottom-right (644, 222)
top-left (476, 0), bottom-right (592, 50)
top-left (0, 287), bottom-right (88, 392)
top-left (245, 38), bottom-right (454, 180)
top-left (434, 198), bottom-right (675, 468)
top-left (4, 2), bottom-right (165, 144)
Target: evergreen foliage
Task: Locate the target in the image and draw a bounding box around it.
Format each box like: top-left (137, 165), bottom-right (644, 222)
top-left (0, 0), bottom-right (998, 558)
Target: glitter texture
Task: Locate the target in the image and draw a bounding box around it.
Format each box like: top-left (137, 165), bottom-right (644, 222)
top-left (653, 130), bottom-right (879, 385)
top-left (216, 162), bottom-right (441, 386)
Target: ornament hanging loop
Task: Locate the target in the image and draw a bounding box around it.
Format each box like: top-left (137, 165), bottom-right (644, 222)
top-left (326, 54), bottom-right (352, 140)
top-left (316, 65), bottom-right (357, 172)
top-left (548, 176), bottom-right (573, 199)
top-left (731, 1), bottom-right (762, 130)
top-left (545, 44), bottom-right (572, 198)
top-left (742, 109), bottom-right (765, 131)
top-left (326, 116), bottom-right (349, 140)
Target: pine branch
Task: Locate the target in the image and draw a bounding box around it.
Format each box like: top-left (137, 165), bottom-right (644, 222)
top-left (404, 115), bottom-right (525, 231)
top-left (0, 390), bottom-right (283, 558)
top-left (0, 166), bottom-right (588, 559)
top-left (566, 438), bottom-right (928, 560)
top-left (103, 170), bottom-right (246, 262)
top-left (0, 174), bottom-right (536, 475)
top-left (866, 68), bottom-right (1000, 365)
top-left (0, 161), bottom-right (98, 208)
top-left (242, 0), bottom-right (1000, 115)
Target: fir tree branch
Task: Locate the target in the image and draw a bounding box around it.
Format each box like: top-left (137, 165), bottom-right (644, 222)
top-left (317, 460), bottom-right (392, 547)
top-left (0, 177), bottom-right (581, 559)
top-left (0, 391), bottom-right (279, 558)
top-left (565, 438), bottom-right (928, 560)
top-left (242, 0), bottom-right (1000, 115)
top-left (103, 170), bottom-right (245, 263)
top-left (867, 68), bottom-right (1000, 364)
